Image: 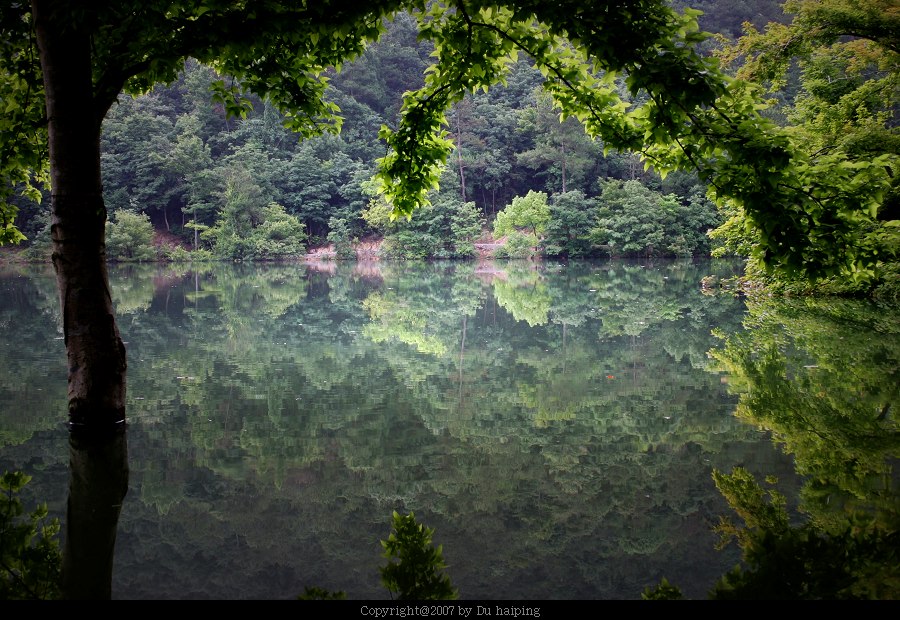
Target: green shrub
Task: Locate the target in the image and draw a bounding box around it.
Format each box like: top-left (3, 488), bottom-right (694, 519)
top-left (327, 217), bottom-right (357, 260)
top-left (381, 230), bottom-right (440, 260)
top-left (163, 246), bottom-right (214, 263)
top-left (0, 471), bottom-right (61, 600)
top-left (379, 511), bottom-right (458, 601)
top-left (106, 210), bottom-right (156, 262)
top-left (493, 190), bottom-right (550, 238)
top-left (495, 231), bottom-right (539, 259)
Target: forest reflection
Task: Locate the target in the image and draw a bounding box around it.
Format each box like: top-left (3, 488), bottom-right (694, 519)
top-left (0, 258), bottom-right (896, 599)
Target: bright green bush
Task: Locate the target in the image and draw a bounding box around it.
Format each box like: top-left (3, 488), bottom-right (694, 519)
top-left (248, 203), bottom-right (307, 259)
top-left (492, 190), bottom-right (550, 239)
top-left (163, 245), bottom-right (214, 262)
top-left (590, 180), bottom-right (720, 258)
top-left (381, 229), bottom-right (440, 260)
top-left (494, 230), bottom-right (539, 259)
top-left (106, 210), bottom-right (156, 262)
top-left (373, 195), bottom-right (483, 260)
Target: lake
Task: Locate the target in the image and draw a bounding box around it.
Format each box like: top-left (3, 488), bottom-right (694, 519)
top-left (1, 258), bottom-right (897, 600)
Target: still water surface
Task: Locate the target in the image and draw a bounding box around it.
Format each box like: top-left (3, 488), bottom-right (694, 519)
top-left (1, 258), bottom-right (896, 599)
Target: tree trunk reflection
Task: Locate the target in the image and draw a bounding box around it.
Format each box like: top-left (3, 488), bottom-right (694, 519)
top-left (60, 427), bottom-right (129, 600)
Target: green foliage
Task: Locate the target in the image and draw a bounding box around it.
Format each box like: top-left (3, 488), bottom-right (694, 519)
top-left (380, 511), bottom-right (458, 601)
top-left (248, 203), bottom-right (308, 260)
top-left (542, 190), bottom-right (599, 258)
top-left (516, 89), bottom-right (603, 194)
top-left (106, 210), bottom-right (157, 262)
top-left (648, 466), bottom-right (900, 600)
top-left (707, 294), bottom-right (900, 534)
top-left (4, 0), bottom-right (892, 283)
top-left (591, 180), bottom-right (719, 257)
top-left (100, 100), bottom-right (180, 221)
top-left (491, 267), bottom-right (550, 324)
top-left (708, 200), bottom-right (757, 260)
top-left (707, 468), bottom-right (900, 600)
top-left (20, 211), bottom-right (53, 262)
top-left (494, 230), bottom-right (538, 259)
top-left (370, 169), bottom-right (484, 259)
top-left (493, 190), bottom-right (550, 238)
top-left (711, 468), bottom-right (791, 549)
top-left (330, 12), bottom-right (431, 120)
top-left (326, 216), bottom-right (356, 260)
top-left (360, 183), bottom-right (396, 235)
top-left (300, 511), bottom-right (458, 600)
top-left (206, 200), bottom-right (306, 261)
top-left (11, 260), bottom-right (897, 599)
top-left (163, 245), bottom-right (215, 263)
top-left (0, 471), bottom-right (61, 600)
top-left (641, 578), bottom-right (683, 600)
top-left (0, 6), bottom-right (49, 244)
top-left (381, 228), bottom-right (441, 260)
top-left (446, 199), bottom-right (484, 258)
top-left (712, 0), bottom-right (900, 285)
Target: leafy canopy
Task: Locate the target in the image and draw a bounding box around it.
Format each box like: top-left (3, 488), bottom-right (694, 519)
top-left (2, 0), bottom-right (893, 279)
top-left (713, 0), bottom-right (899, 283)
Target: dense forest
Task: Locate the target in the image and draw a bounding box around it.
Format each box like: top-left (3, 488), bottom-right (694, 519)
top-left (4, 0), bottom-right (895, 299)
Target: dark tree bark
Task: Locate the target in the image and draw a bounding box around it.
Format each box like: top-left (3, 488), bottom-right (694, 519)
top-left (32, 0), bottom-right (128, 433)
top-left (32, 0), bottom-right (129, 599)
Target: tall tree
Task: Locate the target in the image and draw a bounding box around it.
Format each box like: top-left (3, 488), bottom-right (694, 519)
top-left (516, 88), bottom-right (603, 194)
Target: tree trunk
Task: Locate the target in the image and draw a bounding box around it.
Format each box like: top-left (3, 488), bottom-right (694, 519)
top-left (560, 142), bottom-right (567, 193)
top-left (456, 106), bottom-right (467, 203)
top-left (33, 0), bottom-right (129, 599)
top-left (33, 0), bottom-right (128, 433)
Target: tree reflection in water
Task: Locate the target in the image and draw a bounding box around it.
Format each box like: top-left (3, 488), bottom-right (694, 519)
top-left (693, 295), bottom-right (900, 599)
top-left (1, 260), bottom-right (897, 599)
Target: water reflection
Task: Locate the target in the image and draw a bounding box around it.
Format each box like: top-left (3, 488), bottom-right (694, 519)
top-left (0, 259), bottom-right (896, 599)
top-left (61, 429), bottom-right (129, 599)
top-left (710, 296), bottom-right (900, 523)
top-left (701, 295), bottom-right (900, 598)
